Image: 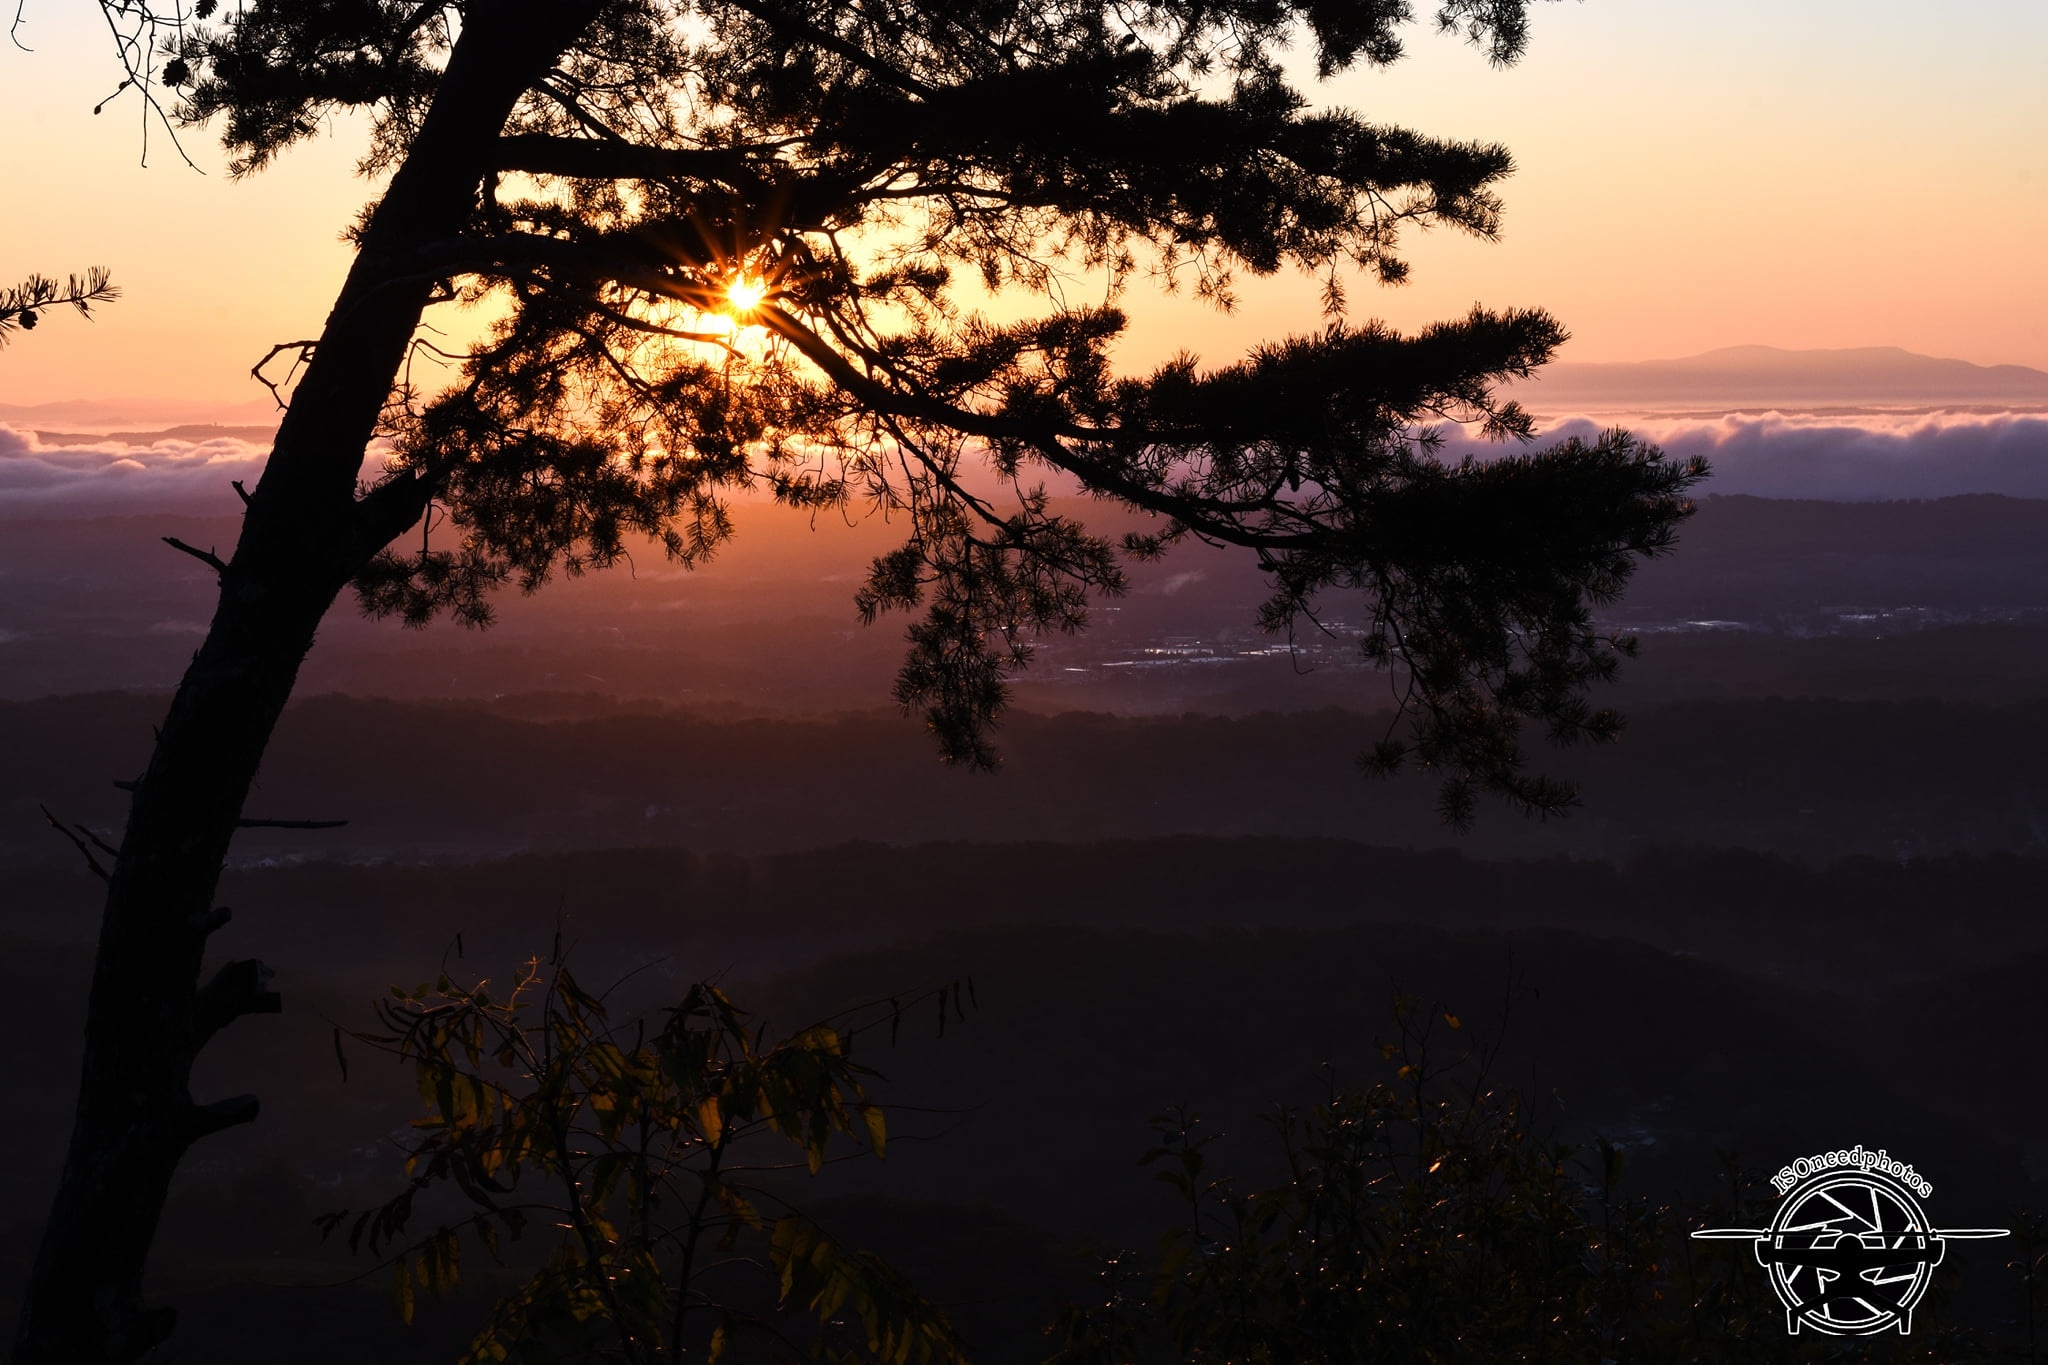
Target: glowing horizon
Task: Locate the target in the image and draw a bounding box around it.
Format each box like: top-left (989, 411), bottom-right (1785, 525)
top-left (2, 0), bottom-right (2043, 410)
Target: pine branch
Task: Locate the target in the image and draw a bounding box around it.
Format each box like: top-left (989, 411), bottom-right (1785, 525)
top-left (0, 268), bottom-right (119, 345)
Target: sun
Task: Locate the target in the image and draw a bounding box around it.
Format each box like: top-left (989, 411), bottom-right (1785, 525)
top-left (724, 276), bottom-right (768, 314)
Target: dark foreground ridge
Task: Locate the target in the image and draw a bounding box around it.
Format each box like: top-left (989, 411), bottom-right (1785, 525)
top-left (3, 838), bottom-right (2042, 1358)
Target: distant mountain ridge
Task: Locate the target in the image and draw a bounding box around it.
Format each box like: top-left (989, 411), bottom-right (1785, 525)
top-left (1514, 345), bottom-right (2048, 408)
top-left (30, 424), bottom-right (277, 449)
top-left (0, 398), bottom-right (283, 429)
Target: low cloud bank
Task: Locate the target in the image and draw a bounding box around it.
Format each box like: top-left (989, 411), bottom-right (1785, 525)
top-left (7, 409), bottom-right (2048, 517)
top-left (1524, 410), bottom-right (2048, 500)
top-left (0, 426), bottom-right (389, 516)
top-left (0, 426), bottom-right (271, 516)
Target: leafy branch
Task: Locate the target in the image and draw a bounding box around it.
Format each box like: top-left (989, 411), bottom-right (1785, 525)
top-left (325, 955), bottom-right (974, 1365)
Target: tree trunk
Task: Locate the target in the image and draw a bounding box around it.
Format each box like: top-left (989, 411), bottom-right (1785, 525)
top-left (11, 5), bottom-right (596, 1359)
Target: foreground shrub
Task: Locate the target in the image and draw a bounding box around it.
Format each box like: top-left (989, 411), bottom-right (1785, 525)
top-left (1049, 995), bottom-right (2000, 1365)
top-left (327, 956), bottom-right (967, 1365)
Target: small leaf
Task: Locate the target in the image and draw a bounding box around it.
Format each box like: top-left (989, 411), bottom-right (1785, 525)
top-left (861, 1103), bottom-right (887, 1158)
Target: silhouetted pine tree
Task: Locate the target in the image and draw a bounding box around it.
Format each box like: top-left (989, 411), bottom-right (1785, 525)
top-left (19, 2), bottom-right (1704, 1359)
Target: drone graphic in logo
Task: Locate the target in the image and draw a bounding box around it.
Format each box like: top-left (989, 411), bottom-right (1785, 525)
top-left (1693, 1145), bottom-right (2008, 1336)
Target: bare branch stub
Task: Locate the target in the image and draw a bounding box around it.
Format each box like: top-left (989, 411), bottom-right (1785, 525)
top-left (40, 805), bottom-right (112, 881)
top-left (194, 958), bottom-right (281, 1044)
top-left (162, 536), bottom-right (229, 574)
top-left (251, 339), bottom-right (319, 410)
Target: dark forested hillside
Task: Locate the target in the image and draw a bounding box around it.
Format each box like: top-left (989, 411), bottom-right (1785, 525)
top-left (10, 692), bottom-right (2048, 866)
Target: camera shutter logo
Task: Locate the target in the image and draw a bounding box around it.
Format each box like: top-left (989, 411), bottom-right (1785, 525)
top-left (1693, 1145), bottom-right (2007, 1336)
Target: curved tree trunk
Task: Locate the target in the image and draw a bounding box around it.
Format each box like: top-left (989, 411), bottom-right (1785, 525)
top-left (11, 5), bottom-right (596, 1359)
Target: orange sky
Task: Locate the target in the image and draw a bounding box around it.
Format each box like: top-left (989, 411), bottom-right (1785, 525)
top-left (2, 0), bottom-right (2044, 412)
